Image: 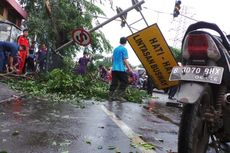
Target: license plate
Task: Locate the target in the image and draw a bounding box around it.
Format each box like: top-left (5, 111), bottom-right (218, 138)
top-left (169, 65), bottom-right (224, 84)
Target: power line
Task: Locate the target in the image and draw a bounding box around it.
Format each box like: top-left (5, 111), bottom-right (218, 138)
top-left (143, 6), bottom-right (170, 15)
top-left (143, 6), bottom-right (198, 22)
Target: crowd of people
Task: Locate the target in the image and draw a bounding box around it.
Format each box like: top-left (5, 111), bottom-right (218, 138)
top-left (72, 37), bottom-right (174, 101)
top-left (1, 32), bottom-right (178, 101)
top-left (66, 36), bottom-right (179, 101)
top-left (0, 29), bottom-right (48, 74)
top-left (98, 64), bottom-right (147, 89)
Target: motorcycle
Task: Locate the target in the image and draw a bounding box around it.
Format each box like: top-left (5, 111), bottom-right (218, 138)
top-left (169, 21), bottom-right (230, 153)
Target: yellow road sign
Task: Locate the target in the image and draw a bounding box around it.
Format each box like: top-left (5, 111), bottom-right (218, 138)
top-left (127, 24), bottom-right (178, 89)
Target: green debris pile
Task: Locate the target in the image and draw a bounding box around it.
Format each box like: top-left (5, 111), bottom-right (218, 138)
top-left (8, 69), bottom-right (148, 104)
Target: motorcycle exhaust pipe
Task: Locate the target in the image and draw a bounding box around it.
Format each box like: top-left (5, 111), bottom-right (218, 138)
top-left (224, 93), bottom-right (230, 104)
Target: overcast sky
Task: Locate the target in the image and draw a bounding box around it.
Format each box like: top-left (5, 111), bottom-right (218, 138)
top-left (97, 0), bottom-right (230, 66)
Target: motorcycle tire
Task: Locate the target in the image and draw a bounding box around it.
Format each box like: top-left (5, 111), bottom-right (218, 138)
top-left (178, 85), bottom-right (212, 153)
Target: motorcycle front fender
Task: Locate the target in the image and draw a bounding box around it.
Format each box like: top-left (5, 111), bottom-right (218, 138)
top-left (177, 82), bottom-right (206, 104)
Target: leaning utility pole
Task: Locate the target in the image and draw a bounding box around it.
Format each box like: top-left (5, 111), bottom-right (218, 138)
top-left (55, 0), bottom-right (145, 52)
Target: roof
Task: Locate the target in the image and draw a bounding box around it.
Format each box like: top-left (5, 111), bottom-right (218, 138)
top-left (6, 0), bottom-right (28, 19)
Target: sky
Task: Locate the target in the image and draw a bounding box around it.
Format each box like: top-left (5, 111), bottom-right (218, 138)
top-left (96, 0), bottom-right (230, 66)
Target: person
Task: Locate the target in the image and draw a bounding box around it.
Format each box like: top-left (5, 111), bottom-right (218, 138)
top-left (107, 67), bottom-right (112, 84)
top-left (168, 86), bottom-right (178, 100)
top-left (146, 74), bottom-right (154, 95)
top-left (131, 71), bottom-right (139, 87)
top-left (128, 71), bottom-right (139, 87)
top-left (74, 51), bottom-right (90, 75)
top-left (17, 29), bottom-right (29, 74)
top-left (99, 65), bottom-right (108, 81)
top-left (37, 43), bottom-right (47, 72)
top-left (27, 41), bottom-right (36, 72)
top-left (108, 37), bottom-right (133, 102)
top-left (168, 62), bottom-right (181, 100)
top-left (0, 41), bottom-right (19, 73)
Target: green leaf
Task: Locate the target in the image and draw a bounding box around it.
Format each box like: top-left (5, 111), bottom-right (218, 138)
top-left (140, 142), bottom-right (155, 150)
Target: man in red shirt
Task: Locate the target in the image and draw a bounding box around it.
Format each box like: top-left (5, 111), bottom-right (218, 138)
top-left (17, 29), bottom-right (29, 74)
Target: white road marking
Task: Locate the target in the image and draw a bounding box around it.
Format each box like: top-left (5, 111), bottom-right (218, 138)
top-left (101, 105), bottom-right (156, 153)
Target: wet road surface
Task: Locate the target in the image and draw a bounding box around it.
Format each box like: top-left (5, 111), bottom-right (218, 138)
top-left (0, 82), bottom-right (22, 103)
top-left (0, 92), bottom-right (181, 153)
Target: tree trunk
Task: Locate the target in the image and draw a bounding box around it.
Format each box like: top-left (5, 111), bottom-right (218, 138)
top-left (43, 0), bottom-right (67, 70)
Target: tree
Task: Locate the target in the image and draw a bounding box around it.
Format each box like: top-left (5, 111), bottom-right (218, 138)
top-left (18, 0), bottom-right (112, 69)
top-left (170, 46), bottom-right (181, 62)
top-left (94, 54), bottom-right (112, 68)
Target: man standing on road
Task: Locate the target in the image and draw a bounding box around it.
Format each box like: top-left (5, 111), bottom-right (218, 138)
top-left (108, 37), bottom-right (133, 102)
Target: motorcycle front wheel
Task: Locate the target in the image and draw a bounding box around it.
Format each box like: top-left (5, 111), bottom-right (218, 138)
top-left (178, 85), bottom-right (212, 153)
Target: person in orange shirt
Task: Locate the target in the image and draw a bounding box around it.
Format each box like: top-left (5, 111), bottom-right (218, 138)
top-left (17, 29), bottom-right (29, 74)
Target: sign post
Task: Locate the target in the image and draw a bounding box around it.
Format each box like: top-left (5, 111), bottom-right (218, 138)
top-left (127, 24), bottom-right (178, 89)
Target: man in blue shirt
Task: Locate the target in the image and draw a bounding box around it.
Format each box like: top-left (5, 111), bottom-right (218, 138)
top-left (109, 37), bottom-right (132, 102)
top-left (0, 41), bottom-right (19, 73)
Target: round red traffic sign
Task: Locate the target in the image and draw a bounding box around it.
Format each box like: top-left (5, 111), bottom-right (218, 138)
top-left (72, 28), bottom-right (92, 46)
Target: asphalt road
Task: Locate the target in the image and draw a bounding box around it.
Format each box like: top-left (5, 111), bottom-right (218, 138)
top-left (0, 89), bottom-right (180, 153)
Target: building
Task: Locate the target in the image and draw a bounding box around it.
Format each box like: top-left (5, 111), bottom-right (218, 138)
top-left (0, 0), bottom-right (28, 27)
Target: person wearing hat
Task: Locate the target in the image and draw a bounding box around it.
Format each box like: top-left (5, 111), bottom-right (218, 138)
top-left (108, 37), bottom-right (133, 102)
top-left (17, 28), bottom-right (30, 74)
